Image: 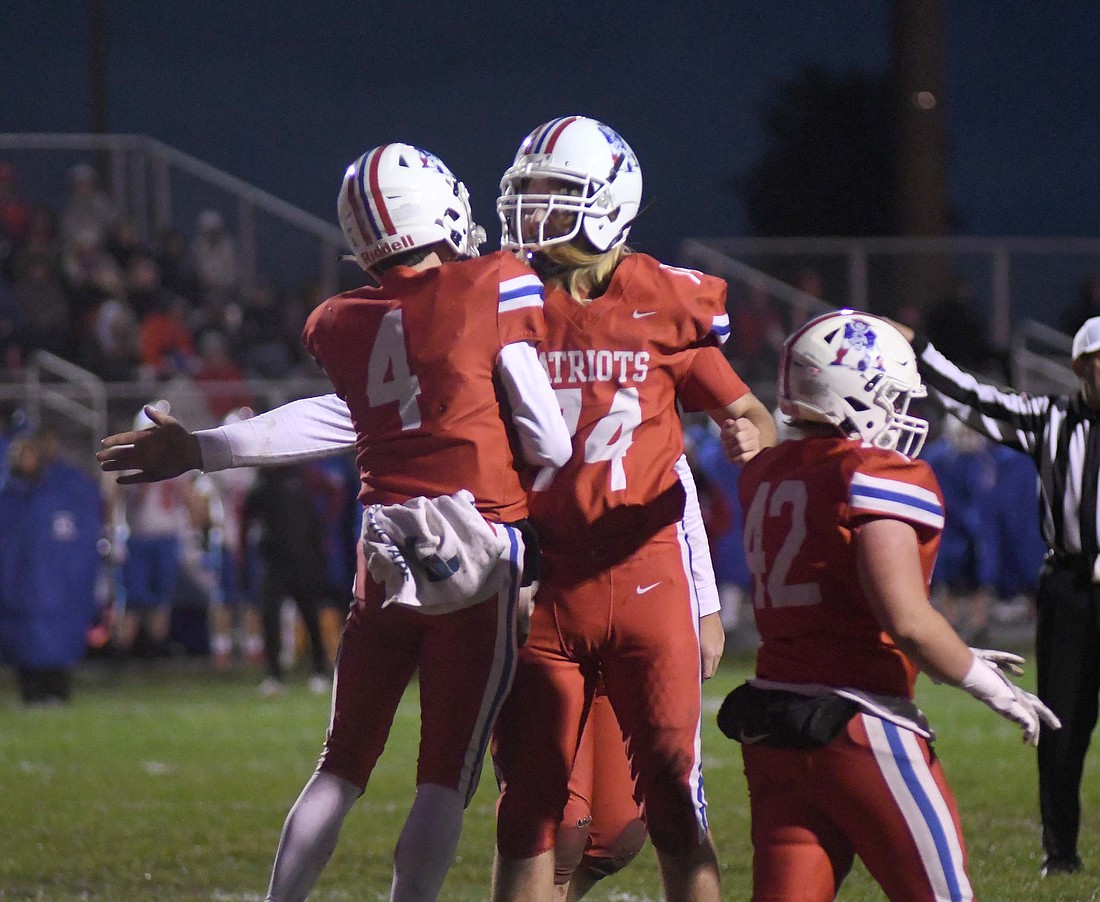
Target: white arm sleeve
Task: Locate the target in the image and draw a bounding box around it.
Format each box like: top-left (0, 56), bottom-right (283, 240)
top-left (196, 394), bottom-right (357, 471)
top-left (674, 454), bottom-right (721, 618)
top-left (498, 341), bottom-right (572, 468)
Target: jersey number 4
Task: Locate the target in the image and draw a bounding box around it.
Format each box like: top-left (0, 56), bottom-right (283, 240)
top-left (366, 309), bottom-right (422, 430)
top-left (743, 479), bottom-right (822, 609)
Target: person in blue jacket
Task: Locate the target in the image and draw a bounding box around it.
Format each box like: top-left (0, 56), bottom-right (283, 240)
top-left (0, 431), bottom-right (103, 704)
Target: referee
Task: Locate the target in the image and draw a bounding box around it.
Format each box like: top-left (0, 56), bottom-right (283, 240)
top-left (894, 316), bottom-right (1100, 878)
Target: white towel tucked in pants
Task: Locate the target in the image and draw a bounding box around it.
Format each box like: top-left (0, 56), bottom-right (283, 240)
top-left (362, 489), bottom-right (510, 614)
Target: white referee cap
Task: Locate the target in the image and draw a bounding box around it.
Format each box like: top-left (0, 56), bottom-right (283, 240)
top-left (1072, 316), bottom-right (1100, 362)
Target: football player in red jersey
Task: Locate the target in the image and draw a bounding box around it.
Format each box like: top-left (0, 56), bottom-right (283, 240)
top-left (100, 143), bottom-right (572, 902)
top-left (488, 116), bottom-right (775, 902)
top-left (721, 310), bottom-right (1059, 901)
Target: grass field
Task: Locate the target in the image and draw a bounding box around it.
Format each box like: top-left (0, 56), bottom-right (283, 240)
top-left (2, 651), bottom-right (1099, 901)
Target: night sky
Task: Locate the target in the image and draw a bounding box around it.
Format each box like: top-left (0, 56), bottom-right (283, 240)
top-left (3, 1), bottom-right (1098, 267)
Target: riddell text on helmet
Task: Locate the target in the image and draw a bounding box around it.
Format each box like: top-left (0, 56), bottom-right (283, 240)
top-left (363, 234), bottom-right (416, 263)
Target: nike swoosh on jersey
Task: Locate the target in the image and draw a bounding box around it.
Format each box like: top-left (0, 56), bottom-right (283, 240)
top-left (636, 582), bottom-right (661, 594)
top-left (632, 309), bottom-right (657, 318)
top-left (739, 730), bottom-right (770, 745)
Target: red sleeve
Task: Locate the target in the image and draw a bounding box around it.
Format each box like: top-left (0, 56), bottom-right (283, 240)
top-left (675, 346), bottom-right (749, 412)
top-left (666, 264), bottom-right (728, 346)
top-left (300, 297), bottom-right (345, 397)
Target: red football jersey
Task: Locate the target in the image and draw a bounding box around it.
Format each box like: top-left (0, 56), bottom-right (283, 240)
top-left (303, 250), bottom-right (545, 522)
top-left (529, 253), bottom-right (747, 549)
top-left (738, 435), bottom-right (946, 697)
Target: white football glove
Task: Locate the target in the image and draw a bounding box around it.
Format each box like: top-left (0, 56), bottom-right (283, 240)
top-left (927, 647), bottom-right (1025, 684)
top-left (969, 647), bottom-right (1025, 677)
top-left (959, 655), bottom-right (1061, 745)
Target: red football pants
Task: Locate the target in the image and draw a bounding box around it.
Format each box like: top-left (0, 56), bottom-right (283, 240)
top-left (494, 530), bottom-right (708, 858)
top-left (320, 524), bottom-right (525, 805)
top-left (743, 712), bottom-right (974, 902)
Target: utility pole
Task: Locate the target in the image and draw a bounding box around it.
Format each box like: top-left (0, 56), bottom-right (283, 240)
top-left (892, 0), bottom-right (951, 317)
top-left (87, 0), bottom-right (113, 200)
top-left (88, 0), bottom-right (108, 134)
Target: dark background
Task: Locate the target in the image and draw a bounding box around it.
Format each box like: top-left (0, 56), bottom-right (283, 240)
top-left (3, 0), bottom-right (1097, 264)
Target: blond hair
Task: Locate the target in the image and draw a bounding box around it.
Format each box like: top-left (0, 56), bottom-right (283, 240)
top-left (537, 243), bottom-right (632, 303)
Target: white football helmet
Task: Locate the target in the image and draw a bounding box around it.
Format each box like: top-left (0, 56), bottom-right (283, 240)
top-left (337, 143), bottom-right (486, 273)
top-left (779, 310), bottom-right (928, 458)
top-left (497, 116), bottom-right (642, 253)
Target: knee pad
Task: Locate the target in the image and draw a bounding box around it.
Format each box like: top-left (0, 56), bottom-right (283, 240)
top-left (581, 819), bottom-right (648, 880)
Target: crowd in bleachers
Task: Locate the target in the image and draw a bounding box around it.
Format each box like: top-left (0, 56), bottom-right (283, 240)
top-left (0, 160), bottom-right (324, 391)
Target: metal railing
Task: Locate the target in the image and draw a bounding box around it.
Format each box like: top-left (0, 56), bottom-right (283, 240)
top-left (680, 235), bottom-right (1100, 349)
top-left (1011, 319), bottom-right (1077, 396)
top-left (0, 360), bottom-right (333, 476)
top-left (23, 351), bottom-right (108, 460)
top-left (0, 132), bottom-right (346, 297)
top-left (677, 239), bottom-right (1084, 404)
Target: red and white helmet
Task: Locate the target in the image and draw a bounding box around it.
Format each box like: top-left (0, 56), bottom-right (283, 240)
top-left (497, 116), bottom-right (642, 253)
top-left (338, 143), bottom-right (486, 273)
top-left (779, 310), bottom-right (928, 458)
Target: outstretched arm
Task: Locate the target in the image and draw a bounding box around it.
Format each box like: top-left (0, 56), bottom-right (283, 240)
top-left (98, 394), bottom-right (357, 483)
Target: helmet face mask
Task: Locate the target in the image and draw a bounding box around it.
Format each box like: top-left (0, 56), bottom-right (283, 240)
top-left (779, 311), bottom-right (928, 458)
top-left (498, 116), bottom-right (642, 254)
top-left (337, 144), bottom-right (485, 274)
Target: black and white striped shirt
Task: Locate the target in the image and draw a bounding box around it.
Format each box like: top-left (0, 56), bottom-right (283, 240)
top-left (914, 336), bottom-right (1100, 581)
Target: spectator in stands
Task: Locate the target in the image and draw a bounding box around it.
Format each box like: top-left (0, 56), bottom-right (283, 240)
top-left (1061, 273), bottom-right (1100, 338)
top-left (60, 162), bottom-right (117, 255)
top-left (193, 328), bottom-right (253, 422)
top-left (0, 163), bottom-right (31, 262)
top-left (278, 283), bottom-right (324, 373)
top-left (13, 257), bottom-right (71, 359)
top-left (137, 292), bottom-right (197, 381)
top-left (77, 297), bottom-right (140, 382)
top-left (62, 228), bottom-right (124, 333)
top-left (238, 283), bottom-right (293, 378)
top-left (106, 217), bottom-right (150, 272)
top-left (154, 226), bottom-right (193, 301)
top-left (186, 209), bottom-right (239, 314)
top-left (4, 206), bottom-right (61, 286)
top-left (0, 431), bottom-right (102, 704)
top-left (242, 463), bottom-right (332, 697)
top-left (125, 251), bottom-right (173, 322)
